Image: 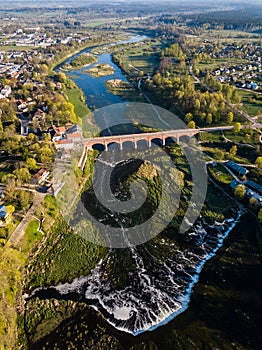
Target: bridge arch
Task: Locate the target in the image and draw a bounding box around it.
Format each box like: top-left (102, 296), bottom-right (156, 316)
top-left (122, 140), bottom-right (134, 149)
top-left (91, 143), bottom-right (106, 152)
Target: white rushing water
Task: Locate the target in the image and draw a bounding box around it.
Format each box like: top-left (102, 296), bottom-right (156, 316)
top-left (29, 211), bottom-right (242, 335)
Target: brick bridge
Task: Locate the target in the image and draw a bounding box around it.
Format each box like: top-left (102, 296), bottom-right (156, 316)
top-left (78, 125), bottom-right (235, 170)
top-left (83, 126), bottom-right (236, 151)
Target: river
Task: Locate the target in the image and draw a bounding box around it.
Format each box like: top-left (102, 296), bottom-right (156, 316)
top-left (28, 35), bottom-right (244, 336)
top-left (56, 34), bottom-right (147, 110)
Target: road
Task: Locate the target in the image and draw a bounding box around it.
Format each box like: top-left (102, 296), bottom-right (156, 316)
top-left (8, 192), bottom-right (45, 246)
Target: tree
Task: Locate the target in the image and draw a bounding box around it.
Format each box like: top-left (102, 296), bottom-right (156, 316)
top-left (233, 122), bottom-right (241, 133)
top-left (254, 134), bottom-right (261, 144)
top-left (194, 98), bottom-right (201, 110)
top-left (226, 112), bottom-right (234, 124)
top-left (188, 120), bottom-right (196, 129)
top-left (28, 133), bottom-right (38, 143)
top-left (13, 168), bottom-right (31, 184)
top-left (244, 134), bottom-right (250, 143)
top-left (206, 113), bottom-right (212, 125)
top-left (214, 149), bottom-right (224, 161)
top-left (255, 157), bottom-right (262, 168)
top-left (39, 64), bottom-right (48, 75)
top-left (42, 133), bottom-right (51, 142)
top-left (229, 145), bottom-right (237, 157)
top-left (249, 197), bottom-right (258, 208)
top-left (234, 184), bottom-right (246, 200)
top-left (57, 72), bottom-right (67, 83)
top-left (258, 208), bottom-right (262, 222)
top-left (185, 113), bottom-right (193, 123)
top-left (6, 205), bottom-right (15, 216)
top-left (3, 176), bottom-right (16, 201)
top-left (38, 145), bottom-right (54, 164)
top-left (26, 158), bottom-right (37, 171)
top-left (17, 190), bottom-right (31, 210)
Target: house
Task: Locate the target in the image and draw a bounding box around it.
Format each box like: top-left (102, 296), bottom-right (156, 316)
top-left (33, 109), bottom-right (45, 122)
top-left (245, 180), bottom-right (262, 195)
top-left (230, 179), bottom-right (240, 189)
top-left (0, 85), bottom-right (11, 98)
top-left (0, 205), bottom-right (14, 225)
top-left (245, 188), bottom-right (262, 206)
top-left (55, 139), bottom-right (74, 150)
top-left (51, 125), bottom-right (67, 141)
top-left (66, 124), bottom-right (82, 135)
top-left (66, 132), bottom-right (82, 142)
top-left (247, 82), bottom-right (259, 90)
top-left (31, 168), bottom-right (50, 185)
top-left (226, 161), bottom-right (248, 176)
top-left (0, 206), bottom-right (8, 224)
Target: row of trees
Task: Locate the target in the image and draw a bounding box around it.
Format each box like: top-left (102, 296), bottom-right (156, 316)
top-left (145, 74), bottom-right (236, 126)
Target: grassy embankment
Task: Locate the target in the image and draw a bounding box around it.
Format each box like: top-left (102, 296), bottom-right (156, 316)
top-left (0, 217), bottom-right (45, 349)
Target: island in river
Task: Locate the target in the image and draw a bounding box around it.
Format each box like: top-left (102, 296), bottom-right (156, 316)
top-left (63, 53), bottom-right (98, 71)
top-left (85, 63), bottom-right (115, 77)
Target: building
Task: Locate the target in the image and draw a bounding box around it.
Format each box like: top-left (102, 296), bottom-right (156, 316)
top-left (51, 126), bottom-right (67, 142)
top-left (1, 85), bottom-right (11, 97)
top-left (230, 179), bottom-right (240, 189)
top-left (230, 180), bottom-right (262, 206)
top-left (31, 168), bottom-right (50, 185)
top-left (226, 161), bottom-right (248, 176)
top-left (0, 206), bottom-right (7, 220)
top-left (55, 139), bottom-right (74, 150)
top-left (245, 188), bottom-right (262, 206)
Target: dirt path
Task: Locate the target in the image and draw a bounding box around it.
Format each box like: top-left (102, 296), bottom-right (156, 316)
top-left (8, 193), bottom-right (45, 246)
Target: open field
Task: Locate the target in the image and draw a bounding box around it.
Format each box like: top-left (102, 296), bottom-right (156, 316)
top-left (238, 90), bottom-right (262, 117)
top-left (17, 219), bottom-right (42, 254)
top-left (119, 39), bottom-right (163, 75)
top-left (200, 29), bottom-right (261, 42)
top-left (0, 45), bottom-right (36, 51)
top-left (196, 57), bottom-right (249, 71)
top-left (66, 86), bottom-right (90, 119)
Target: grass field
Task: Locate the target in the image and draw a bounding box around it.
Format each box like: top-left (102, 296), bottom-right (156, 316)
top-left (238, 90), bottom-right (262, 117)
top-left (120, 39), bottom-right (162, 75)
top-left (201, 29), bottom-right (261, 43)
top-left (0, 45), bottom-right (35, 51)
top-left (209, 163), bottom-right (234, 185)
top-left (66, 86), bottom-right (90, 119)
top-left (17, 219), bottom-right (42, 254)
top-left (66, 86), bottom-right (99, 137)
top-left (196, 57), bottom-right (249, 71)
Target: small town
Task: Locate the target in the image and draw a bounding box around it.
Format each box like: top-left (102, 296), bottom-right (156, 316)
top-left (0, 1), bottom-right (261, 350)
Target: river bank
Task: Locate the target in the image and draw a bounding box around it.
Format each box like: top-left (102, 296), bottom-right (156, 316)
top-left (24, 211), bottom-right (262, 350)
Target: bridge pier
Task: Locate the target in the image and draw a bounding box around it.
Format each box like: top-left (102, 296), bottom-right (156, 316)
top-left (134, 140), bottom-right (137, 149)
top-left (105, 143), bottom-right (108, 151)
top-left (162, 137), bottom-right (166, 146)
top-left (119, 141), bottom-right (123, 151)
top-left (148, 139), bottom-right (151, 148)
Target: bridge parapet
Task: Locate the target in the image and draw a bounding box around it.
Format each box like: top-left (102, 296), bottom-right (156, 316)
top-left (83, 129), bottom-right (200, 150)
